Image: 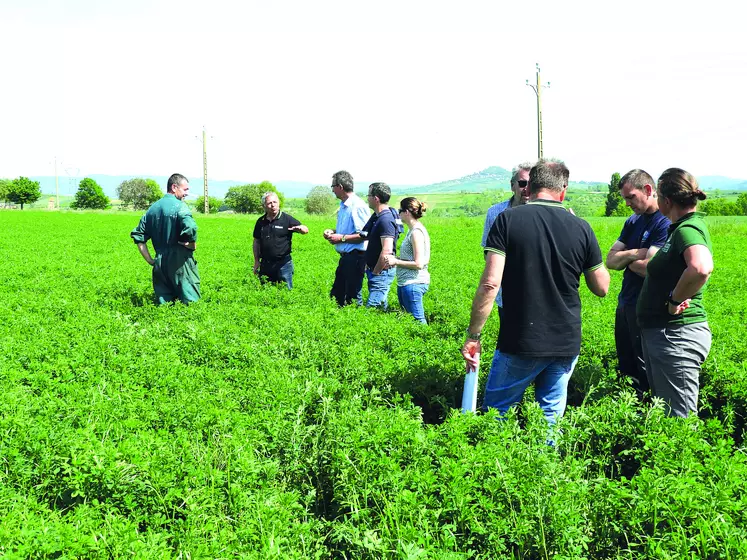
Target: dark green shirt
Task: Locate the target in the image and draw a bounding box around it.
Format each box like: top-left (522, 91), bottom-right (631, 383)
top-left (636, 212), bottom-right (711, 327)
top-left (130, 194), bottom-right (198, 253)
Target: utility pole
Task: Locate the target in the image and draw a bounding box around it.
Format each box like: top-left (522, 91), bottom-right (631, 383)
top-left (526, 63), bottom-right (551, 160)
top-left (54, 156), bottom-right (60, 209)
top-left (197, 127), bottom-right (211, 214)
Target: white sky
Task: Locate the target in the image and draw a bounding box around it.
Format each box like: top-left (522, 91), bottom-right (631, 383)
top-left (1, 0), bottom-right (745, 185)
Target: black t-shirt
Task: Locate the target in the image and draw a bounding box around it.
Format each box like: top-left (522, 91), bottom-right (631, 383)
top-left (361, 207), bottom-right (402, 269)
top-left (253, 211), bottom-right (302, 262)
top-left (485, 200), bottom-right (603, 357)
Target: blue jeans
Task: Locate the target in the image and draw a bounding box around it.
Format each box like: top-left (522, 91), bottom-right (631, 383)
top-left (397, 283), bottom-right (429, 324)
top-left (484, 352), bottom-right (579, 426)
top-left (260, 259), bottom-right (294, 290)
top-left (366, 268), bottom-right (395, 310)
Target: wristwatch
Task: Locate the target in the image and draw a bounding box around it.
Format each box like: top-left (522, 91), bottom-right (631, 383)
top-left (465, 329), bottom-right (481, 341)
top-left (341, 235), bottom-right (347, 243)
top-left (667, 290), bottom-right (683, 307)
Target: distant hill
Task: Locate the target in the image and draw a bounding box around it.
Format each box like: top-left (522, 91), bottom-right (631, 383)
top-left (698, 176), bottom-right (747, 191)
top-left (399, 166), bottom-right (513, 193)
top-left (402, 167), bottom-right (747, 194)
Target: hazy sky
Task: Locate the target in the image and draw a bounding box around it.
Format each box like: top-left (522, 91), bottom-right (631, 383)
top-left (1, 0), bottom-right (745, 186)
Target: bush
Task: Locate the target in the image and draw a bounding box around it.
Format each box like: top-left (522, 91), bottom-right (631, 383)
top-left (224, 181), bottom-right (284, 214)
top-left (701, 198), bottom-right (741, 216)
top-left (193, 196), bottom-right (222, 214)
top-left (116, 179), bottom-right (162, 210)
top-left (70, 178), bottom-right (111, 210)
top-left (305, 186), bottom-right (336, 215)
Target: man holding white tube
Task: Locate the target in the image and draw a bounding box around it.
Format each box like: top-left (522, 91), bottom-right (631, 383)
top-left (461, 159), bottom-right (610, 427)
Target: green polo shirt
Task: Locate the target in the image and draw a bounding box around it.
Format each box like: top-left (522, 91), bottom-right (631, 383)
top-left (636, 212), bottom-right (711, 328)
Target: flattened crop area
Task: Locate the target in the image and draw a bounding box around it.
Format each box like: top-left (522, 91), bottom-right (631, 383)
top-left (1, 211), bottom-right (746, 559)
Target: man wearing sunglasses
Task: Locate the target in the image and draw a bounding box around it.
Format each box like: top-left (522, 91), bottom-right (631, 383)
top-left (480, 162), bottom-right (533, 316)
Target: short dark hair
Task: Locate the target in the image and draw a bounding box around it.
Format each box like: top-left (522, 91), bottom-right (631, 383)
top-left (529, 159), bottom-right (569, 194)
top-left (167, 173), bottom-right (188, 193)
top-left (332, 170), bottom-right (354, 193)
top-left (368, 182), bottom-right (391, 203)
top-left (619, 169), bottom-right (655, 191)
top-left (657, 168), bottom-right (706, 207)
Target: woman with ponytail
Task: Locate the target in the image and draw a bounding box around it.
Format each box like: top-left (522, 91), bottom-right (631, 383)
top-left (636, 168), bottom-right (713, 417)
top-left (384, 197), bottom-right (431, 324)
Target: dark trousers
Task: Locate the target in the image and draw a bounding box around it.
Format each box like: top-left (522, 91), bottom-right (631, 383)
top-left (330, 250), bottom-right (366, 306)
top-left (259, 258), bottom-right (294, 290)
top-left (614, 303), bottom-right (649, 397)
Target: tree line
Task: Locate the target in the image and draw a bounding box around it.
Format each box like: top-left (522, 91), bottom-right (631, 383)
top-left (0, 176), bottom-right (338, 215)
top-left (5, 173), bottom-right (743, 216)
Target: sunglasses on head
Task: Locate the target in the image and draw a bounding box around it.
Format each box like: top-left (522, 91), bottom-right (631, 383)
top-left (517, 180), bottom-right (529, 188)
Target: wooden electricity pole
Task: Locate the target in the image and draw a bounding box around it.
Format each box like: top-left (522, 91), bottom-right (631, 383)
top-left (202, 127), bottom-right (208, 214)
top-left (526, 63), bottom-right (551, 160)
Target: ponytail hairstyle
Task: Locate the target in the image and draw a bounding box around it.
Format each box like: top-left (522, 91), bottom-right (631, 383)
top-left (399, 197), bottom-right (428, 219)
top-left (657, 168), bottom-right (707, 207)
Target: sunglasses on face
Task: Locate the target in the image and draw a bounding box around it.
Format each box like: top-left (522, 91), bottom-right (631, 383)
top-left (399, 208), bottom-right (408, 214)
top-left (517, 180), bottom-right (529, 188)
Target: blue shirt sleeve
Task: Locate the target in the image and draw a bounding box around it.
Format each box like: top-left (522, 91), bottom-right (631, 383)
top-left (649, 216), bottom-right (670, 247)
top-left (352, 202), bottom-right (370, 233)
top-left (485, 212), bottom-right (508, 255)
top-left (617, 216), bottom-right (634, 245)
top-left (377, 212), bottom-right (397, 238)
top-left (481, 211), bottom-right (494, 247)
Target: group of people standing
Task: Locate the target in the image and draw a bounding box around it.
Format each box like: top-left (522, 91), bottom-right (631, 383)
top-left (130, 162), bottom-right (714, 423)
top-left (130, 171), bottom-right (432, 324)
top-left (323, 171), bottom-right (431, 323)
top-left (462, 161), bottom-right (713, 428)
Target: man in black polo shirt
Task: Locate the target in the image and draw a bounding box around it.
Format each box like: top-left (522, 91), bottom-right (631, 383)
top-left (253, 191), bottom-right (308, 289)
top-left (461, 159), bottom-right (610, 429)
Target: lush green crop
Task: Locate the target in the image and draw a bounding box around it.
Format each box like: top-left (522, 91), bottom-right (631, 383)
top-left (1, 211), bottom-right (745, 558)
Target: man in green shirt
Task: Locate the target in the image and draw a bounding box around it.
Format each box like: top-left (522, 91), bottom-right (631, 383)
top-left (130, 173), bottom-right (201, 304)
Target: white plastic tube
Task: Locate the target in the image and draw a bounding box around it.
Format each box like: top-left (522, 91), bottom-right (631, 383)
top-left (461, 353), bottom-right (480, 414)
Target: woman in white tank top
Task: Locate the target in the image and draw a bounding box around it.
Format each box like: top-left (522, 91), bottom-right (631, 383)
top-left (384, 197), bottom-right (430, 324)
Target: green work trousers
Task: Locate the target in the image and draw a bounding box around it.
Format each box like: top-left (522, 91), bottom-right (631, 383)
top-left (153, 247), bottom-right (201, 304)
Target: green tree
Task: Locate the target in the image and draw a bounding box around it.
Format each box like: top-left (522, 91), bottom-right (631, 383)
top-left (224, 181), bottom-right (284, 214)
top-left (117, 178), bottom-right (163, 210)
top-left (0, 178), bottom-right (10, 205)
top-left (736, 193), bottom-right (747, 215)
top-left (305, 185), bottom-right (336, 215)
top-left (70, 177), bottom-right (111, 210)
top-left (194, 195), bottom-right (222, 214)
top-left (7, 176), bottom-right (42, 209)
top-left (145, 179), bottom-right (163, 202)
top-left (604, 172), bottom-right (624, 217)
